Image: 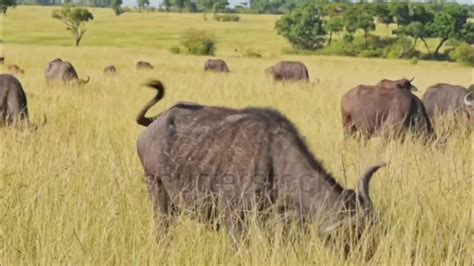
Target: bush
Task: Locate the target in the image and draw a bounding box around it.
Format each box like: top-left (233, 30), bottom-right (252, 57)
top-left (169, 45), bottom-right (181, 54)
top-left (450, 44), bottom-right (474, 66)
top-left (383, 37), bottom-right (414, 59)
top-left (359, 49), bottom-right (384, 58)
top-left (179, 29), bottom-right (216, 56)
top-left (243, 49), bottom-right (262, 58)
top-left (215, 14), bottom-right (240, 22)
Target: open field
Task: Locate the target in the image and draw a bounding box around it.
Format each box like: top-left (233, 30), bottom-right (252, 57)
top-left (1, 6), bottom-right (473, 265)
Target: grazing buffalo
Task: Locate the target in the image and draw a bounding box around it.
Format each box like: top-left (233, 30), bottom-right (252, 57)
top-left (0, 74), bottom-right (29, 126)
top-left (137, 61), bottom-right (154, 70)
top-left (341, 78), bottom-right (433, 139)
top-left (0, 57), bottom-right (5, 64)
top-left (422, 83), bottom-right (474, 124)
top-left (136, 80), bottom-right (386, 244)
top-left (7, 64), bottom-right (25, 75)
top-left (45, 58), bottom-right (89, 86)
top-left (265, 61), bottom-right (311, 83)
top-left (104, 65), bottom-right (117, 76)
top-left (204, 59), bottom-right (230, 73)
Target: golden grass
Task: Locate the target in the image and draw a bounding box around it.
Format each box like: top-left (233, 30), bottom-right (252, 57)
top-left (0, 6), bottom-right (473, 265)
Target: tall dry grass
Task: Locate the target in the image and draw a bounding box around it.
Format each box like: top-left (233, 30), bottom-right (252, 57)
top-left (0, 42), bottom-right (472, 265)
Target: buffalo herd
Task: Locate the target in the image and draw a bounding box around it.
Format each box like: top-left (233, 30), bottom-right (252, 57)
top-left (1, 55), bottom-right (472, 252)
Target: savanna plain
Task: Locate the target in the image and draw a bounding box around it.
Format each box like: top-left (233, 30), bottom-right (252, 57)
top-left (0, 6), bottom-right (472, 265)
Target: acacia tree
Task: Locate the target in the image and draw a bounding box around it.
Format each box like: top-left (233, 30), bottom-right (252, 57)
top-left (429, 5), bottom-right (469, 57)
top-left (52, 6), bottom-right (94, 47)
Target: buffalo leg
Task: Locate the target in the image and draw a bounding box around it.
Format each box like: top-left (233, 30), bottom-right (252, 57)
top-left (147, 174), bottom-right (171, 228)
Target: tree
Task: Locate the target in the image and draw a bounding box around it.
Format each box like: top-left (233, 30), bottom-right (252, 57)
top-left (137, 0), bottom-right (149, 11)
top-left (395, 5), bottom-right (434, 56)
top-left (275, 3), bottom-right (326, 51)
top-left (461, 23), bottom-right (474, 45)
top-left (410, 4), bottom-right (434, 25)
top-left (198, 0), bottom-right (214, 20)
top-left (162, 0), bottom-right (171, 11)
top-left (325, 16), bottom-right (343, 45)
top-left (389, 2), bottom-right (411, 28)
top-left (429, 5), bottom-right (469, 57)
top-left (212, 0), bottom-right (228, 20)
top-left (399, 22), bottom-right (431, 57)
top-left (374, 3), bottom-right (393, 26)
top-left (0, 0), bottom-right (16, 14)
top-left (344, 5), bottom-right (375, 48)
top-left (111, 0), bottom-right (124, 15)
top-left (173, 0), bottom-right (186, 13)
top-left (52, 6), bottom-right (94, 47)
top-left (186, 0), bottom-right (198, 13)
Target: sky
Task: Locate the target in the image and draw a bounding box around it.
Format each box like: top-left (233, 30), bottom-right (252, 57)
top-left (121, 0), bottom-right (472, 8)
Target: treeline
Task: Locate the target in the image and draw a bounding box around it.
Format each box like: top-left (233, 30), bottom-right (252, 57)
top-left (17, 0), bottom-right (114, 7)
top-left (274, 2), bottom-right (473, 65)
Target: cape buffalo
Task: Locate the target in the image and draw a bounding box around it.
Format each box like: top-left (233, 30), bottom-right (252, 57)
top-left (104, 65), bottom-right (117, 76)
top-left (0, 74), bottom-right (29, 126)
top-left (204, 59), bottom-right (230, 73)
top-left (137, 61), bottom-right (154, 70)
top-left (136, 80), bottom-right (385, 244)
top-left (377, 78), bottom-right (418, 91)
top-left (45, 58), bottom-right (89, 86)
top-left (341, 78), bottom-right (433, 139)
top-left (265, 61), bottom-right (311, 83)
top-left (422, 83), bottom-right (474, 124)
top-left (7, 64), bottom-right (25, 75)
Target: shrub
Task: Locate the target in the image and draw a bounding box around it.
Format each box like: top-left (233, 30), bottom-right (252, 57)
top-left (243, 49), bottom-right (262, 58)
top-left (215, 14), bottom-right (240, 22)
top-left (179, 29), bottom-right (215, 56)
top-left (450, 44), bottom-right (474, 66)
top-left (383, 37), bottom-right (413, 59)
top-left (169, 45), bottom-right (181, 54)
top-left (359, 49), bottom-right (384, 58)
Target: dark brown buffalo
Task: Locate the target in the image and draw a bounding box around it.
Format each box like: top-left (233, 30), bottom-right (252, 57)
top-left (0, 57), bottom-right (5, 64)
top-left (7, 64), bottom-right (25, 75)
top-left (136, 80), bottom-right (385, 244)
top-left (0, 74), bottom-right (29, 125)
top-left (341, 78), bottom-right (433, 139)
top-left (137, 61), bottom-right (154, 70)
top-left (45, 58), bottom-right (89, 86)
top-left (104, 65), bottom-right (117, 76)
top-left (422, 83), bottom-right (474, 124)
top-left (265, 61), bottom-right (311, 82)
top-left (204, 59), bottom-right (230, 73)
